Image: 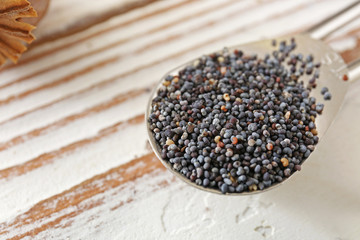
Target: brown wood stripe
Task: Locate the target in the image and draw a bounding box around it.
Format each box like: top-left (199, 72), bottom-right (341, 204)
top-left (0, 0), bottom-right (290, 107)
top-left (0, 0), bottom-right (195, 72)
top-left (340, 37), bottom-right (360, 64)
top-left (0, 88), bottom-right (146, 151)
top-left (0, 152), bottom-right (166, 238)
top-left (0, 56), bottom-right (118, 106)
top-left (31, 0), bottom-right (159, 47)
top-left (0, 74), bottom-right (143, 126)
top-left (0, 114), bottom-right (144, 180)
top-left (327, 26), bottom-right (360, 64)
top-left (0, 0), bottom-right (237, 90)
top-left (326, 25), bottom-right (360, 43)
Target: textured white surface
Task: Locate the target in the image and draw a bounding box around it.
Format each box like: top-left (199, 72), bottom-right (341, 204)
top-left (0, 0), bottom-right (359, 239)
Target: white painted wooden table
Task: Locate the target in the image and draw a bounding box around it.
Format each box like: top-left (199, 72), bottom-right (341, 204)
top-left (0, 0), bottom-right (359, 239)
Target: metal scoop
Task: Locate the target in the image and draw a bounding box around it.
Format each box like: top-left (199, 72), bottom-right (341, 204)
top-left (146, 1), bottom-right (360, 195)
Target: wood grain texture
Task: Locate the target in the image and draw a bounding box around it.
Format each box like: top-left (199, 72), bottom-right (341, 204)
top-left (0, 0), bottom-right (359, 239)
top-left (30, 0), bottom-right (159, 45)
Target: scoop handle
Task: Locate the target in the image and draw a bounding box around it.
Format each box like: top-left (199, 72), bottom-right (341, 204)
top-left (306, 1), bottom-right (360, 40)
top-left (348, 59), bottom-right (360, 82)
top-left (306, 1), bottom-right (360, 81)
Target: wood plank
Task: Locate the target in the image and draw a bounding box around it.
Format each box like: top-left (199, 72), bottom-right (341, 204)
top-left (0, 0), bottom-right (359, 239)
top-left (0, 115), bottom-right (148, 222)
top-left (0, 153), bottom-right (166, 239)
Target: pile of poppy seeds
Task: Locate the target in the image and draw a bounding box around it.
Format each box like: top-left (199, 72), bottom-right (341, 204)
top-left (148, 38), bottom-right (331, 194)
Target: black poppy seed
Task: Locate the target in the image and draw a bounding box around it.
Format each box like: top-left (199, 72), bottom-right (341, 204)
top-left (263, 172), bottom-right (270, 181)
top-left (204, 162), bottom-right (211, 170)
top-left (323, 92), bottom-right (332, 100)
top-left (254, 165), bottom-right (261, 173)
top-left (238, 175), bottom-right (246, 182)
top-left (299, 145), bottom-right (307, 153)
top-left (236, 184), bottom-right (245, 193)
top-left (291, 126), bottom-right (298, 132)
top-left (221, 183), bottom-right (228, 193)
top-left (195, 179), bottom-right (202, 185)
top-left (315, 103), bottom-right (324, 113)
top-left (275, 176), bottom-right (283, 182)
top-left (203, 178), bottom-right (210, 187)
top-left (284, 168), bottom-right (291, 177)
top-left (308, 77), bottom-right (316, 85)
top-left (224, 178), bottom-right (232, 185)
top-left (248, 123), bottom-right (258, 132)
top-left (248, 139), bottom-right (256, 147)
top-left (307, 145), bottom-right (315, 151)
top-left (321, 87), bottom-right (328, 95)
top-left (304, 150), bottom-right (311, 158)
